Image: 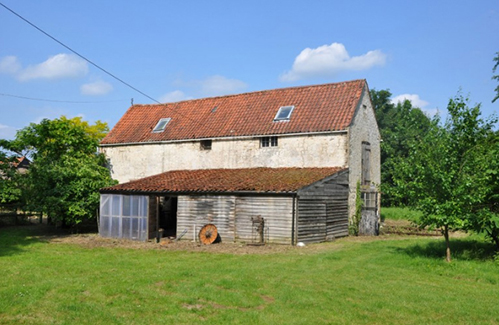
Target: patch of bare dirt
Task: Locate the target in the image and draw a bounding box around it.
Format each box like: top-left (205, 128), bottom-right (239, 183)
top-left (14, 222), bottom-right (462, 255)
top-left (46, 230), bottom-right (448, 254)
top-left (45, 231), bottom-right (300, 254)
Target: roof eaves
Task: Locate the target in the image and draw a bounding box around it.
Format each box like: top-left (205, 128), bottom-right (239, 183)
top-left (99, 188), bottom-right (298, 196)
top-left (100, 129), bottom-right (348, 147)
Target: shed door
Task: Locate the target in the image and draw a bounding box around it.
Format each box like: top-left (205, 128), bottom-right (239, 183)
top-left (297, 200), bottom-right (326, 243)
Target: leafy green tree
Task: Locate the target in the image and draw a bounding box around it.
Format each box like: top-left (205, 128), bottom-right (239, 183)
top-left (370, 89), bottom-right (432, 206)
top-left (0, 151), bottom-right (23, 205)
top-left (464, 130), bottom-right (499, 249)
top-left (3, 116), bottom-right (116, 227)
top-left (395, 94), bottom-right (498, 261)
top-left (493, 52), bottom-right (499, 103)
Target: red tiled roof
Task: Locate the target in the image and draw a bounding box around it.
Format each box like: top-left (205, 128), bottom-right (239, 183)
top-left (101, 80), bottom-right (367, 145)
top-left (12, 156), bottom-right (29, 168)
top-left (100, 167), bottom-right (346, 194)
top-left (1, 156), bottom-right (30, 168)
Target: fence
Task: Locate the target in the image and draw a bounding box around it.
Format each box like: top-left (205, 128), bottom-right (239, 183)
top-left (0, 204), bottom-right (42, 226)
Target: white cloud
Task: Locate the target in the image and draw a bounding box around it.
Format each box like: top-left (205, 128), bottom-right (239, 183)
top-left (391, 94), bottom-right (429, 108)
top-left (0, 56), bottom-right (21, 74)
top-left (199, 75), bottom-right (248, 96)
top-left (16, 53), bottom-right (88, 81)
top-left (164, 75), bottom-right (248, 101)
top-left (0, 124), bottom-right (18, 140)
top-left (421, 108), bottom-right (439, 117)
top-left (159, 90), bottom-right (192, 103)
top-left (280, 42), bottom-right (387, 82)
top-left (80, 80), bottom-right (113, 96)
top-left (391, 94), bottom-right (439, 117)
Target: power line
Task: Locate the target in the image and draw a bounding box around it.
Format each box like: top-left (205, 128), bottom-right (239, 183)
top-left (0, 2), bottom-right (215, 134)
top-left (0, 92), bottom-right (128, 104)
top-left (0, 2), bottom-right (160, 104)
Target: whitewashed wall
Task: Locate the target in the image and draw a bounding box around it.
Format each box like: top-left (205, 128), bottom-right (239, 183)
top-left (101, 133), bottom-right (348, 183)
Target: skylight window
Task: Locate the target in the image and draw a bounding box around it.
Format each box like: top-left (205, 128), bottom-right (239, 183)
top-left (274, 105), bottom-right (295, 121)
top-left (152, 118), bottom-right (171, 133)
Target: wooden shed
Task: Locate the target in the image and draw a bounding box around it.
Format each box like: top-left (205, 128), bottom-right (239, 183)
top-left (99, 167), bottom-right (349, 245)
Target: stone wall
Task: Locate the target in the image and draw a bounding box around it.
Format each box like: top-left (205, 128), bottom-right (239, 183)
top-left (347, 86), bottom-right (381, 221)
top-left (101, 132), bottom-right (349, 183)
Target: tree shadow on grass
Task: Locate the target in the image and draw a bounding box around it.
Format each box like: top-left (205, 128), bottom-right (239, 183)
top-left (0, 224), bottom-right (75, 257)
top-left (400, 238), bottom-right (497, 261)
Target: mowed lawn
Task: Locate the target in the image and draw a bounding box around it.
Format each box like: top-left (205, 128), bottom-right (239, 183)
top-left (1, 225), bottom-right (498, 324)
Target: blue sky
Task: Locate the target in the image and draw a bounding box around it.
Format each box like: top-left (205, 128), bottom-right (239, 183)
top-left (1, 1), bottom-right (498, 139)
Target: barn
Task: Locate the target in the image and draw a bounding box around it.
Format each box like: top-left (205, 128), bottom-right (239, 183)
top-left (99, 167), bottom-right (350, 245)
top-left (99, 79), bottom-right (381, 243)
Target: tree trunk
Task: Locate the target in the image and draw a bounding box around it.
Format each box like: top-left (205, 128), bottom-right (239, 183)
top-left (444, 225), bottom-right (451, 262)
top-left (491, 233), bottom-right (499, 252)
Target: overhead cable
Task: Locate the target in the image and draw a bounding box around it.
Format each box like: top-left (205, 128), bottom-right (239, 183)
top-left (0, 92), bottom-right (128, 104)
top-left (0, 2), bottom-right (160, 104)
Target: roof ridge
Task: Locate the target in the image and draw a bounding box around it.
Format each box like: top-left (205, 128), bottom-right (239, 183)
top-left (131, 79), bottom-right (366, 107)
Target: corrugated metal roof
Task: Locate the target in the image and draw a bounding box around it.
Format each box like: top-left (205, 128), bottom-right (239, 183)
top-left (100, 167), bottom-right (346, 194)
top-left (101, 80), bottom-right (366, 145)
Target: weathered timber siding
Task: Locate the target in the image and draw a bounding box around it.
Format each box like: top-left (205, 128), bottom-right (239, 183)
top-left (297, 170), bottom-right (349, 243)
top-left (148, 196), bottom-right (156, 239)
top-left (177, 195), bottom-right (236, 242)
top-left (296, 200), bottom-right (326, 243)
top-left (234, 196), bottom-right (294, 244)
top-left (176, 195), bottom-right (294, 244)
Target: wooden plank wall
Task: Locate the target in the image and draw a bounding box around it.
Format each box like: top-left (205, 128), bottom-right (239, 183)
top-left (326, 199), bottom-right (349, 240)
top-left (296, 199), bottom-right (326, 243)
top-left (297, 171), bottom-right (349, 243)
top-left (177, 195), bottom-right (294, 244)
top-left (235, 196), bottom-right (293, 244)
top-left (177, 195), bottom-right (236, 242)
top-left (148, 196), bottom-right (158, 240)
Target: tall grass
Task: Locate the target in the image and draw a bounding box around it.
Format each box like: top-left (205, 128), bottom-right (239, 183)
top-left (1, 226), bottom-right (498, 324)
top-left (381, 206), bottom-right (423, 222)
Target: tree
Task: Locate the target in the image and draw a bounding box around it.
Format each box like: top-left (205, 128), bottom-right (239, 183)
top-left (370, 89), bottom-right (432, 206)
top-left (493, 52), bottom-right (499, 103)
top-left (464, 130), bottom-right (499, 249)
top-left (2, 116), bottom-right (117, 227)
top-left (0, 151), bottom-right (22, 205)
top-left (395, 94), bottom-right (498, 261)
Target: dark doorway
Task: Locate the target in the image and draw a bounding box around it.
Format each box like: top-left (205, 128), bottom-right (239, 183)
top-left (159, 196), bottom-right (178, 237)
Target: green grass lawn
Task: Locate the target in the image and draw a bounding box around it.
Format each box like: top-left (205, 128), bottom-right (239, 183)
top-left (1, 225), bottom-right (498, 325)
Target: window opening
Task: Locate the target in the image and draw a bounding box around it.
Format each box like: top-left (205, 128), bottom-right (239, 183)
top-left (274, 105), bottom-right (295, 121)
top-left (200, 139), bottom-right (212, 150)
top-left (361, 191), bottom-right (377, 210)
top-left (261, 136), bottom-right (278, 147)
top-left (152, 118), bottom-right (171, 133)
top-left (361, 141), bottom-right (371, 186)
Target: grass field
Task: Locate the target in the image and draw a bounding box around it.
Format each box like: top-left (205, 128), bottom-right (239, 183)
top-left (1, 225), bottom-right (498, 324)
top-left (380, 207), bottom-right (423, 222)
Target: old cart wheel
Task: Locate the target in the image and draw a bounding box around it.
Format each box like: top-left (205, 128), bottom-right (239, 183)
top-left (198, 224), bottom-right (218, 245)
